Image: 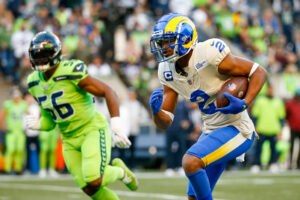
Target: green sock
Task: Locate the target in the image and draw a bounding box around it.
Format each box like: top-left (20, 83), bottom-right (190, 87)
top-left (91, 187), bottom-right (119, 200)
top-left (49, 150), bottom-right (56, 169)
top-left (5, 151), bottom-right (12, 172)
top-left (14, 151), bottom-right (22, 172)
top-left (39, 150), bottom-right (47, 169)
top-left (101, 165), bottom-right (123, 186)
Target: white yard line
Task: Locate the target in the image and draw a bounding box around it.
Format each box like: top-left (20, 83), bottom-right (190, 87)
top-left (0, 183), bottom-right (186, 200)
top-left (0, 183), bottom-right (226, 200)
top-left (134, 170), bottom-right (300, 179)
top-left (0, 170), bottom-right (299, 182)
top-left (0, 171), bottom-right (299, 200)
top-left (218, 178), bottom-right (300, 185)
top-left (0, 174), bottom-right (74, 182)
top-left (221, 170), bottom-right (300, 177)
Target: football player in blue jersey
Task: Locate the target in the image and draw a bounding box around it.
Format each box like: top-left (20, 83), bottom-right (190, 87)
top-left (149, 13), bottom-right (267, 200)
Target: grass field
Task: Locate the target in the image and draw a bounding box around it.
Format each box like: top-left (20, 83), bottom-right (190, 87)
top-left (0, 170), bottom-right (300, 200)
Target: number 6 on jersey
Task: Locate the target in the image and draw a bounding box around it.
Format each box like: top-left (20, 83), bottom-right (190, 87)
top-left (37, 90), bottom-right (74, 120)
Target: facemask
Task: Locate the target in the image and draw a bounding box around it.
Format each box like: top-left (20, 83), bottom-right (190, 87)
top-left (36, 63), bottom-right (50, 72)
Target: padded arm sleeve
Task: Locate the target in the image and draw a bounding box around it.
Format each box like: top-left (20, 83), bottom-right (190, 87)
top-left (70, 61), bottom-right (89, 85)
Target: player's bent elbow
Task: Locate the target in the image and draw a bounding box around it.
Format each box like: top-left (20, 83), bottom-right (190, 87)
top-left (253, 66), bottom-right (267, 81)
top-left (261, 67), bottom-right (267, 82)
top-left (153, 111), bottom-right (173, 130)
top-left (154, 118), bottom-right (172, 130)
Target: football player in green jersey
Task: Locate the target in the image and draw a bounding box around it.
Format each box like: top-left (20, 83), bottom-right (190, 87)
top-left (26, 31), bottom-right (138, 200)
top-left (0, 89), bottom-right (28, 174)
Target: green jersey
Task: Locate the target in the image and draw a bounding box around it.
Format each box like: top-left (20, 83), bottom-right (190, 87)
top-left (27, 59), bottom-right (98, 137)
top-left (251, 96), bottom-right (286, 135)
top-left (3, 100), bottom-right (27, 132)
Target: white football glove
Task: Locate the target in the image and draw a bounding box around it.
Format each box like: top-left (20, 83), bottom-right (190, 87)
top-left (25, 115), bottom-right (41, 130)
top-left (110, 117), bottom-right (131, 148)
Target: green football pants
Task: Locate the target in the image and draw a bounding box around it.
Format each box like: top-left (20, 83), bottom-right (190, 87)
top-left (63, 126), bottom-right (111, 188)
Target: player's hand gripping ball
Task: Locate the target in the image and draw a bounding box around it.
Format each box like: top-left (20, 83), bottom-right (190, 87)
top-left (215, 77), bottom-right (249, 114)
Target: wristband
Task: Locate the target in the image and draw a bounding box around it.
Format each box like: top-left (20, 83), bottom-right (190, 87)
top-left (249, 63), bottom-right (259, 77)
top-left (162, 109), bottom-right (174, 121)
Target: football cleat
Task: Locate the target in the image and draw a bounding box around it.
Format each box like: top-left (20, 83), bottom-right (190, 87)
top-left (112, 158), bottom-right (138, 191)
top-left (150, 13), bottom-right (198, 63)
top-left (38, 169), bottom-right (47, 178)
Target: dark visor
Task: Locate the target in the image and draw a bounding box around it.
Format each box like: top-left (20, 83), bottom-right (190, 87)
top-left (29, 48), bottom-right (55, 59)
top-left (29, 48), bottom-right (55, 65)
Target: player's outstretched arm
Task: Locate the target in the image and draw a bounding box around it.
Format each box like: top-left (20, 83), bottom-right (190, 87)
top-left (218, 54), bottom-right (267, 106)
top-left (78, 75), bottom-right (120, 117)
top-left (150, 85), bottom-right (178, 130)
top-left (78, 75), bottom-right (131, 148)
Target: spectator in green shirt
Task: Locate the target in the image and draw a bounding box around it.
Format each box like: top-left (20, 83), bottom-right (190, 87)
top-left (0, 89), bottom-right (28, 174)
top-left (250, 84), bottom-right (286, 173)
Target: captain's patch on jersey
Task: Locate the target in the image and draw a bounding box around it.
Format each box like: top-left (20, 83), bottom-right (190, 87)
top-left (73, 63), bottom-right (84, 72)
top-left (164, 71), bottom-right (173, 81)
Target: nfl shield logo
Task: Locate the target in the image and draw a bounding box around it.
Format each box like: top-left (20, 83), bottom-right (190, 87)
top-left (226, 82), bottom-right (236, 91)
top-left (43, 85), bottom-right (48, 90)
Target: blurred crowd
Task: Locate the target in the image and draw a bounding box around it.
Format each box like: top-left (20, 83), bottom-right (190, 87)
top-left (0, 0), bottom-right (300, 175)
top-left (0, 0), bottom-right (298, 95)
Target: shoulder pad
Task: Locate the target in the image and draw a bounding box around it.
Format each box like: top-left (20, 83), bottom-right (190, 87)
top-left (203, 38), bottom-right (230, 66)
top-left (73, 62), bottom-right (85, 72)
top-left (60, 59), bottom-right (87, 74)
top-left (205, 38), bottom-right (227, 53)
top-left (27, 71), bottom-right (40, 89)
top-left (61, 59), bottom-right (83, 68)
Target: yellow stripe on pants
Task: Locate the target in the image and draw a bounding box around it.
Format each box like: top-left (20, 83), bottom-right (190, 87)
top-left (202, 133), bottom-right (247, 167)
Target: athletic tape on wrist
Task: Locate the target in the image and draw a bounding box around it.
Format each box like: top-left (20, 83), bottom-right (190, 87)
top-left (162, 109), bottom-right (174, 121)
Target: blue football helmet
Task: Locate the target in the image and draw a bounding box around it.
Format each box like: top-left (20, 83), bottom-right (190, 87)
top-left (29, 31), bottom-right (62, 72)
top-left (150, 13), bottom-right (198, 63)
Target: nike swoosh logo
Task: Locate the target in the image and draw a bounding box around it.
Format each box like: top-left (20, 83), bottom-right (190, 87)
top-left (123, 173), bottom-right (132, 184)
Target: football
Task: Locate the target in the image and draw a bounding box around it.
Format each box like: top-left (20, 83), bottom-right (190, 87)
top-left (216, 76), bottom-right (249, 108)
